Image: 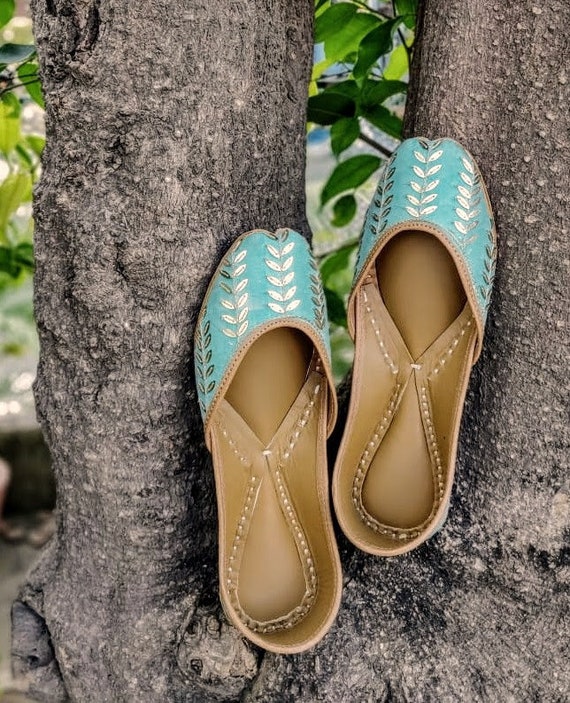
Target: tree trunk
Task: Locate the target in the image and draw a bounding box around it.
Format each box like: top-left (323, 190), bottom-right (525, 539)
top-left (13, 1), bottom-right (314, 701)
top-left (13, 0), bottom-right (569, 701)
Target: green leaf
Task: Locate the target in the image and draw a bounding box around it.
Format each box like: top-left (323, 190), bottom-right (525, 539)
top-left (315, 3), bottom-right (357, 43)
top-left (307, 92), bottom-right (355, 125)
top-left (0, 43), bottom-right (35, 64)
top-left (331, 194), bottom-right (357, 227)
top-left (0, 172), bottom-right (30, 239)
top-left (17, 62), bottom-right (44, 108)
top-left (0, 0), bottom-right (15, 30)
top-left (394, 0), bottom-right (418, 28)
top-left (322, 79), bottom-right (359, 101)
top-left (324, 12), bottom-right (380, 64)
top-left (359, 79), bottom-right (407, 108)
top-left (0, 242), bottom-right (34, 278)
top-left (360, 104), bottom-right (403, 139)
top-left (324, 287), bottom-right (347, 328)
top-left (0, 92), bottom-right (21, 154)
top-left (353, 20), bottom-right (398, 81)
top-left (321, 154), bottom-right (381, 206)
top-left (330, 117), bottom-right (360, 156)
top-left (330, 325), bottom-right (354, 382)
top-left (15, 143), bottom-right (33, 169)
top-left (319, 241), bottom-right (357, 287)
top-left (25, 134), bottom-right (45, 156)
top-left (384, 43), bottom-right (408, 79)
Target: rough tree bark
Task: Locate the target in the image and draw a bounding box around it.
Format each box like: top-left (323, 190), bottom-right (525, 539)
top-left (12, 1), bottom-right (315, 701)
top-left (13, 0), bottom-right (569, 701)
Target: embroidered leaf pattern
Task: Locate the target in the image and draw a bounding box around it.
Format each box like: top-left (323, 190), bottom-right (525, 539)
top-left (309, 257), bottom-right (326, 330)
top-left (220, 244), bottom-right (249, 339)
top-left (453, 156), bottom-right (481, 246)
top-left (364, 157), bottom-right (396, 247)
top-left (265, 231), bottom-right (300, 314)
top-left (480, 232), bottom-right (497, 312)
top-left (406, 142), bottom-right (442, 218)
top-left (195, 316), bottom-right (215, 414)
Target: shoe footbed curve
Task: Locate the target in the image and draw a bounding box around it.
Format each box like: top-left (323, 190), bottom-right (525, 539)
top-left (210, 328), bottom-right (341, 651)
top-left (334, 229), bottom-right (477, 553)
top-left (364, 231), bottom-right (466, 527)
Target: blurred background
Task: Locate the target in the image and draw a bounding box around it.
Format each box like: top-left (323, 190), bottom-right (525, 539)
top-left (0, 0), bottom-right (414, 697)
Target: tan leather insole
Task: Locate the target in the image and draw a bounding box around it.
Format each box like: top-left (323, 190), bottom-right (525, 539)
top-left (224, 328), bottom-right (313, 623)
top-left (362, 231), bottom-right (466, 528)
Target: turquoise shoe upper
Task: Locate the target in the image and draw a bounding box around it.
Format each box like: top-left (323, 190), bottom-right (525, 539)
top-left (351, 137), bottom-right (497, 361)
top-left (195, 229), bottom-right (336, 437)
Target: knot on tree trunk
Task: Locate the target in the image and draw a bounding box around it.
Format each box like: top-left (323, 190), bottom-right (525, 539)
top-left (11, 600), bottom-right (68, 702)
top-left (177, 602), bottom-right (260, 702)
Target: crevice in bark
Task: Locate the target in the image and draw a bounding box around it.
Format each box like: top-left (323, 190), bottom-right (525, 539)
top-left (12, 601), bottom-right (69, 702)
top-left (44, 0), bottom-right (57, 17)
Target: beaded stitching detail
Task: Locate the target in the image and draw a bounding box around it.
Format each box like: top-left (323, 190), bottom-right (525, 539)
top-left (351, 383), bottom-right (414, 539)
top-left (221, 383), bottom-right (322, 633)
top-left (419, 386), bottom-right (444, 506)
top-left (427, 317), bottom-right (473, 379)
top-left (352, 311), bottom-right (474, 540)
top-left (362, 287), bottom-right (398, 375)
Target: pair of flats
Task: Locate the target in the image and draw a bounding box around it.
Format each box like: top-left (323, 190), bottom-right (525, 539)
top-left (194, 137), bottom-right (497, 653)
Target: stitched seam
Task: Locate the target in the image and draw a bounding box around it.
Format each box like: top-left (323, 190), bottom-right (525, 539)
top-left (419, 385), bottom-right (444, 510)
top-left (351, 383), bottom-right (426, 540)
top-left (427, 316), bottom-right (474, 379)
top-left (224, 387), bottom-right (321, 633)
top-left (362, 287), bottom-right (399, 375)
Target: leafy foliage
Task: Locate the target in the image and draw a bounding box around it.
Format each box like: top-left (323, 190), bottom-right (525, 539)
top-left (0, 5), bottom-right (44, 291)
top-left (311, 0), bottom-right (417, 379)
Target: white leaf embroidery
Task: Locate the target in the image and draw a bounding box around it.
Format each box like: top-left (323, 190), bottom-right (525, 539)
top-left (283, 286), bottom-right (297, 301)
top-left (420, 205), bottom-right (437, 216)
top-left (406, 206), bottom-right (419, 217)
top-left (223, 328), bottom-right (236, 338)
top-left (237, 321), bottom-right (249, 336)
top-left (286, 299), bottom-right (301, 312)
top-left (426, 164), bottom-right (442, 177)
top-left (282, 242), bottom-right (295, 256)
top-left (222, 314), bottom-right (236, 324)
top-left (237, 293), bottom-right (248, 308)
top-left (407, 195), bottom-right (420, 206)
top-left (462, 157), bottom-right (475, 175)
top-left (267, 275), bottom-right (282, 287)
top-left (267, 244), bottom-right (280, 258)
top-left (428, 149), bottom-right (443, 162)
top-left (424, 179), bottom-right (440, 192)
top-left (410, 181), bottom-right (422, 193)
top-left (221, 300), bottom-right (235, 310)
top-left (268, 290), bottom-right (284, 302)
top-left (461, 173), bottom-right (474, 187)
top-left (266, 259), bottom-right (282, 272)
top-left (456, 207), bottom-right (470, 221)
top-left (454, 221), bottom-right (468, 234)
top-left (234, 264), bottom-right (246, 277)
top-left (234, 250), bottom-right (247, 264)
top-left (268, 302), bottom-right (285, 313)
top-left (235, 279), bottom-right (248, 293)
top-left (414, 150), bottom-right (427, 163)
top-left (281, 256), bottom-right (294, 271)
top-left (282, 272), bottom-right (295, 286)
top-left (421, 193), bottom-right (438, 205)
top-left (412, 165), bottom-right (425, 178)
top-left (238, 308), bottom-right (248, 323)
